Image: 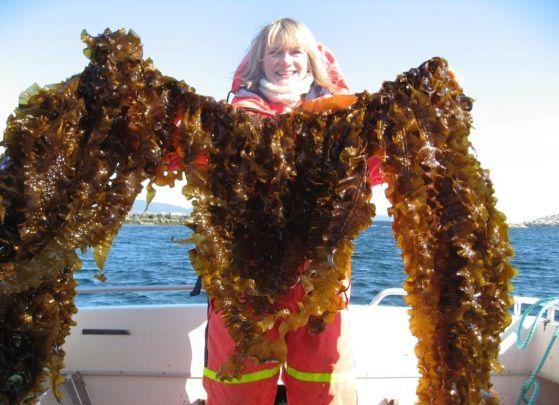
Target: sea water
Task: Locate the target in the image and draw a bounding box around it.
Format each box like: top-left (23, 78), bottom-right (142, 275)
top-left (74, 222), bottom-right (559, 307)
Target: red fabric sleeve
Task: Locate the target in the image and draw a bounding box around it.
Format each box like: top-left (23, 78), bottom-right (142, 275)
top-left (367, 156), bottom-right (383, 187)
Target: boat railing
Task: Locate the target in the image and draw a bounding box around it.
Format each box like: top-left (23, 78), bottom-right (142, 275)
top-left (368, 289), bottom-right (559, 322)
top-left (513, 295), bottom-right (558, 321)
top-left (77, 284), bottom-right (196, 295)
top-left (369, 288), bottom-right (407, 307)
top-left (76, 285), bottom-right (558, 321)
top-left (77, 285), bottom-right (407, 305)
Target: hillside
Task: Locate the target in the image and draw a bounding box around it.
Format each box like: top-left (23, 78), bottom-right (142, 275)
top-left (130, 200), bottom-right (191, 214)
top-left (127, 200), bottom-right (393, 224)
top-left (521, 213), bottom-right (559, 227)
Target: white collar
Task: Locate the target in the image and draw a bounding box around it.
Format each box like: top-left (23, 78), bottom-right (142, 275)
top-left (259, 74), bottom-right (314, 108)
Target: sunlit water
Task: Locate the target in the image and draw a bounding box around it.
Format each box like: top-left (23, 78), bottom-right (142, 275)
top-left (74, 222), bottom-right (559, 307)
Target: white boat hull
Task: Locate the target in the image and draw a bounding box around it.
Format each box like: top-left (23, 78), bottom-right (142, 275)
top-left (38, 301), bottom-right (559, 404)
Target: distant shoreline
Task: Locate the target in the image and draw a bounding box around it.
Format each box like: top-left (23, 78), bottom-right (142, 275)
top-left (126, 212), bottom-right (559, 227)
top-left (125, 213), bottom-right (189, 225)
top-left (132, 199), bottom-right (559, 228)
top-left (125, 213), bottom-right (394, 225)
top-left (509, 214), bottom-right (559, 228)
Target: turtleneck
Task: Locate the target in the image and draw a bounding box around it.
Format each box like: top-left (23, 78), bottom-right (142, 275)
top-left (259, 74), bottom-right (314, 109)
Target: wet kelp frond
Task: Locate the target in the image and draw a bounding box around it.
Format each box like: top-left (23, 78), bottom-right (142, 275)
top-left (374, 65), bottom-right (516, 403)
top-left (0, 29), bottom-right (515, 404)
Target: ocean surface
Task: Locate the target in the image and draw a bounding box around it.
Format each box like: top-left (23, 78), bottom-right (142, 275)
top-left (74, 222), bottom-right (559, 307)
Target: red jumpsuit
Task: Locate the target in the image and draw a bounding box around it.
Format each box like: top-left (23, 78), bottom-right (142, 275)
top-left (203, 48), bottom-right (383, 405)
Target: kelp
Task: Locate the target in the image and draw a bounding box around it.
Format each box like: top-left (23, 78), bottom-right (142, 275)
top-left (0, 29), bottom-right (515, 404)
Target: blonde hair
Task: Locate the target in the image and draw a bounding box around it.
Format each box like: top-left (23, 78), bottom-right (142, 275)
top-left (237, 18), bottom-right (339, 93)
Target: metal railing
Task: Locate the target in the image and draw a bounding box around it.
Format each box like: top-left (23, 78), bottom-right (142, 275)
top-left (77, 285), bottom-right (558, 322)
top-left (77, 284), bottom-right (196, 295)
top-left (369, 288), bottom-right (407, 307)
top-left (513, 296), bottom-right (559, 322)
top-left (369, 288), bottom-right (559, 322)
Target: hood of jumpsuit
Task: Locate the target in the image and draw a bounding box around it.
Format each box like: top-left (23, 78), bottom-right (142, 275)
top-left (230, 44), bottom-right (350, 116)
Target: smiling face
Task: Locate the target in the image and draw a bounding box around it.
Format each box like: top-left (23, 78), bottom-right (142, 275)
top-left (262, 42), bottom-right (309, 87)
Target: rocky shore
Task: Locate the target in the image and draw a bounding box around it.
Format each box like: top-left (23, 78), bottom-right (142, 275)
top-left (510, 213), bottom-right (559, 228)
top-left (521, 213), bottom-right (559, 227)
top-left (125, 212), bottom-right (559, 227)
top-left (125, 212), bottom-right (189, 225)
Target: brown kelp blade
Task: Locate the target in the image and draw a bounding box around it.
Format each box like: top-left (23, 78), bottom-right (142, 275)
top-left (0, 29), bottom-right (514, 404)
top-left (374, 59), bottom-right (516, 403)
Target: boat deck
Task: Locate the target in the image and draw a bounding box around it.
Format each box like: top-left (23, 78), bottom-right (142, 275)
top-left (38, 291), bottom-right (559, 404)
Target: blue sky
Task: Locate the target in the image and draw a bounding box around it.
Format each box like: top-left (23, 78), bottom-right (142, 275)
top-left (1, 0), bottom-right (558, 222)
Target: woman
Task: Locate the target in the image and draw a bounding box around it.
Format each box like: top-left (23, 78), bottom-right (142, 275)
top-left (229, 18), bottom-right (349, 116)
top-left (203, 18), bottom-right (382, 405)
